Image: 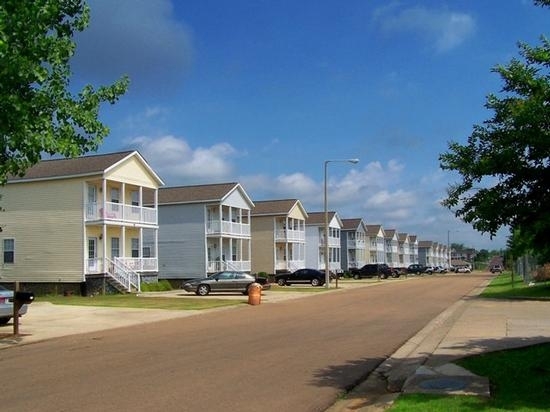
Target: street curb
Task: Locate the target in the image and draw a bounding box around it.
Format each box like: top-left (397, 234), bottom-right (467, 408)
top-left (326, 278), bottom-right (491, 412)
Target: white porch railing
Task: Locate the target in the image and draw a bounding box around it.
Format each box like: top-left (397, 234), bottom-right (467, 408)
top-left (115, 257), bottom-right (158, 272)
top-left (320, 237), bottom-right (341, 247)
top-left (207, 260), bottom-right (251, 273)
top-left (85, 202), bottom-right (157, 225)
top-left (206, 220), bottom-right (250, 236)
top-left (106, 258), bottom-right (141, 292)
top-left (275, 229), bottom-right (305, 242)
top-left (86, 257), bottom-right (157, 274)
top-left (275, 259), bottom-right (304, 272)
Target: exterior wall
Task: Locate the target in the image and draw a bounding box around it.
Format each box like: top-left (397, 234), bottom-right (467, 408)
top-left (156, 204), bottom-right (207, 279)
top-left (250, 216), bottom-right (275, 274)
top-left (223, 189), bottom-right (251, 210)
top-left (0, 178), bottom-right (84, 283)
top-left (305, 226), bottom-right (321, 269)
top-left (105, 157), bottom-right (159, 189)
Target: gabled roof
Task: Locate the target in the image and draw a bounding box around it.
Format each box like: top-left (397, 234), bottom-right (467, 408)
top-left (7, 151), bottom-right (163, 184)
top-left (384, 229), bottom-right (398, 239)
top-left (341, 218), bottom-right (365, 231)
top-left (398, 233), bottom-right (409, 242)
top-left (366, 224), bottom-right (384, 237)
top-left (408, 235), bottom-right (418, 242)
top-left (306, 211), bottom-right (342, 227)
top-left (251, 199), bottom-right (308, 218)
top-left (418, 240), bottom-right (435, 248)
top-left (155, 182), bottom-right (253, 207)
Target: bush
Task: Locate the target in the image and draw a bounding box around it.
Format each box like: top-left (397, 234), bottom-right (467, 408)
top-left (534, 263), bottom-right (550, 282)
top-left (140, 280), bottom-right (173, 292)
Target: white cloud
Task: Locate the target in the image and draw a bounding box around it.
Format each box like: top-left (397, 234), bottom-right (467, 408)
top-left (373, 5), bottom-right (476, 52)
top-left (127, 135), bottom-right (238, 184)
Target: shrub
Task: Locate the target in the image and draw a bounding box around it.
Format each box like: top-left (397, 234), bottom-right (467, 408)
top-left (534, 264), bottom-right (550, 282)
top-left (140, 280), bottom-right (173, 292)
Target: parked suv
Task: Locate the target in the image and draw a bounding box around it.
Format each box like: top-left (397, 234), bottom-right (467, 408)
top-left (406, 264), bottom-right (426, 275)
top-left (349, 263), bottom-right (397, 279)
top-left (490, 265), bottom-right (503, 273)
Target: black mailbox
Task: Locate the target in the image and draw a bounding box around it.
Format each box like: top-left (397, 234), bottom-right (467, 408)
top-left (14, 291), bottom-right (34, 305)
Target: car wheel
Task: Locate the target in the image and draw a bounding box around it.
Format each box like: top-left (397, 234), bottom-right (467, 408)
top-left (0, 317), bottom-right (11, 325)
top-left (311, 278), bottom-right (321, 287)
top-left (353, 274), bottom-right (360, 280)
top-left (196, 284), bottom-right (210, 296)
top-left (277, 278), bottom-right (287, 286)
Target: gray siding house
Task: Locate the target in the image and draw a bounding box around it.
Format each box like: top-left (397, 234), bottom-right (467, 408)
top-left (149, 182), bottom-right (254, 280)
top-left (340, 218), bottom-right (368, 270)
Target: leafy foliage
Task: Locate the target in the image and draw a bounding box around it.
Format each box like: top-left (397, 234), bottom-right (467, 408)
top-left (440, 1), bottom-right (550, 262)
top-left (0, 0), bottom-right (128, 183)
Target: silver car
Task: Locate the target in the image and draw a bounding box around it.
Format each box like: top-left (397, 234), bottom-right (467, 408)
top-left (0, 285), bottom-right (28, 325)
top-left (182, 271), bottom-right (270, 296)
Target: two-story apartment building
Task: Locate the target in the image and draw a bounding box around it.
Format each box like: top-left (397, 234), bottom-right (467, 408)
top-left (366, 224), bottom-right (386, 263)
top-left (384, 229), bottom-right (400, 268)
top-left (398, 233), bottom-right (411, 267)
top-left (250, 199), bottom-right (307, 274)
top-left (408, 235), bottom-right (419, 265)
top-left (305, 211), bottom-right (343, 273)
top-left (0, 151), bottom-right (163, 294)
top-left (150, 183), bottom-right (254, 281)
top-left (340, 218), bottom-right (367, 270)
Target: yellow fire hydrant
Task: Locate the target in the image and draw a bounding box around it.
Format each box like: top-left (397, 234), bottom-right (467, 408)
top-left (247, 282), bottom-right (262, 305)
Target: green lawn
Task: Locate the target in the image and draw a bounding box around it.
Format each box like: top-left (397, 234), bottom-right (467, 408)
top-left (390, 272), bottom-right (550, 411)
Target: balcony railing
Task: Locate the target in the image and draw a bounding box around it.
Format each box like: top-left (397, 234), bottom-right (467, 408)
top-left (275, 259), bottom-right (305, 272)
top-left (207, 260), bottom-right (251, 273)
top-left (320, 237), bottom-right (341, 247)
top-left (85, 202), bottom-right (157, 225)
top-left (275, 229), bottom-right (305, 242)
top-left (85, 257), bottom-right (158, 274)
top-left (206, 220), bottom-right (250, 237)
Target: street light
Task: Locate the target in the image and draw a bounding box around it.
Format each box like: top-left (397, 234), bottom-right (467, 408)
top-left (324, 158), bottom-right (360, 288)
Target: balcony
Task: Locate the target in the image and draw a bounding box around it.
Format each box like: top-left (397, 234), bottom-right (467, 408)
top-left (207, 260), bottom-right (251, 273)
top-left (207, 220), bottom-right (250, 237)
top-left (275, 229), bottom-right (305, 242)
top-left (85, 202), bottom-right (157, 225)
top-left (85, 257), bottom-right (158, 274)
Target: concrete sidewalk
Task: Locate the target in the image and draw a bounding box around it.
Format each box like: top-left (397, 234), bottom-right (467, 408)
top-left (329, 283), bottom-right (550, 412)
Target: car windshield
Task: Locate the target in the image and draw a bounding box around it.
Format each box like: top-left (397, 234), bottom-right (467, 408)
top-left (0, 285), bottom-right (8, 291)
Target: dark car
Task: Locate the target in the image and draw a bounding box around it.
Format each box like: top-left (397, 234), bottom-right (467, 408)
top-left (182, 271), bottom-right (270, 296)
top-left (349, 263), bottom-right (397, 279)
top-left (406, 264), bottom-right (426, 275)
top-left (275, 268), bottom-right (327, 287)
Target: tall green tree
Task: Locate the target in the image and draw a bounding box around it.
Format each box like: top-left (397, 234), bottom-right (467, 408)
top-left (0, 0), bottom-right (128, 183)
top-left (440, 0), bottom-right (550, 262)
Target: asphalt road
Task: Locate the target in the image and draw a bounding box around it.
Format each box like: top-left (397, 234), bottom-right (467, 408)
top-left (1, 274), bottom-right (490, 412)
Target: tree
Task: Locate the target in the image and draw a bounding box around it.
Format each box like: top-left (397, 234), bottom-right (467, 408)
top-left (439, 0), bottom-right (550, 262)
top-left (0, 0), bottom-right (128, 184)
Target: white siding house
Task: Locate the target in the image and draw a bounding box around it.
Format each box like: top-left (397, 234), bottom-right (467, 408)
top-left (305, 211), bottom-right (343, 273)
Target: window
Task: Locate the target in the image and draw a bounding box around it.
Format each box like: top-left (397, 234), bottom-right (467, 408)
top-left (131, 191), bottom-right (139, 206)
top-left (111, 237), bottom-right (120, 258)
top-left (3, 238), bottom-right (14, 264)
top-left (131, 238), bottom-right (139, 258)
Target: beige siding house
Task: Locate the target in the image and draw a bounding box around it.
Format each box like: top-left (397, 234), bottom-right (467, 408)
top-left (250, 199), bottom-right (308, 274)
top-left (0, 151), bottom-right (163, 294)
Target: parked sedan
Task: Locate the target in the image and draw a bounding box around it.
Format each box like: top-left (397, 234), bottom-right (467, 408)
top-left (0, 285), bottom-right (28, 325)
top-left (455, 266), bottom-right (472, 273)
top-left (275, 268), bottom-right (327, 286)
top-left (182, 271), bottom-right (270, 296)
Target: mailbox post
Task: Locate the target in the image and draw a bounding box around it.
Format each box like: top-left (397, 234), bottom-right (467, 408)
top-left (13, 282), bottom-right (34, 336)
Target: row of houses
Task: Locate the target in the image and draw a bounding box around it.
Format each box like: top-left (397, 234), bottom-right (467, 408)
top-left (0, 151), bottom-right (451, 294)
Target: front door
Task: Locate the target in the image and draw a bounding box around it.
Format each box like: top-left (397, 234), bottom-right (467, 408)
top-left (87, 237), bottom-right (98, 272)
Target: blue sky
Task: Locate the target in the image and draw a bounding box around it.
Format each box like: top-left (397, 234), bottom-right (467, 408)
top-left (69, 0), bottom-right (549, 251)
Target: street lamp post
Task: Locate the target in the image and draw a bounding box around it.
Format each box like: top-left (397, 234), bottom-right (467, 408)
top-left (324, 158), bottom-right (359, 289)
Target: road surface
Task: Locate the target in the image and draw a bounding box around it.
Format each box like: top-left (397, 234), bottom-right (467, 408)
top-left (1, 274), bottom-right (490, 412)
